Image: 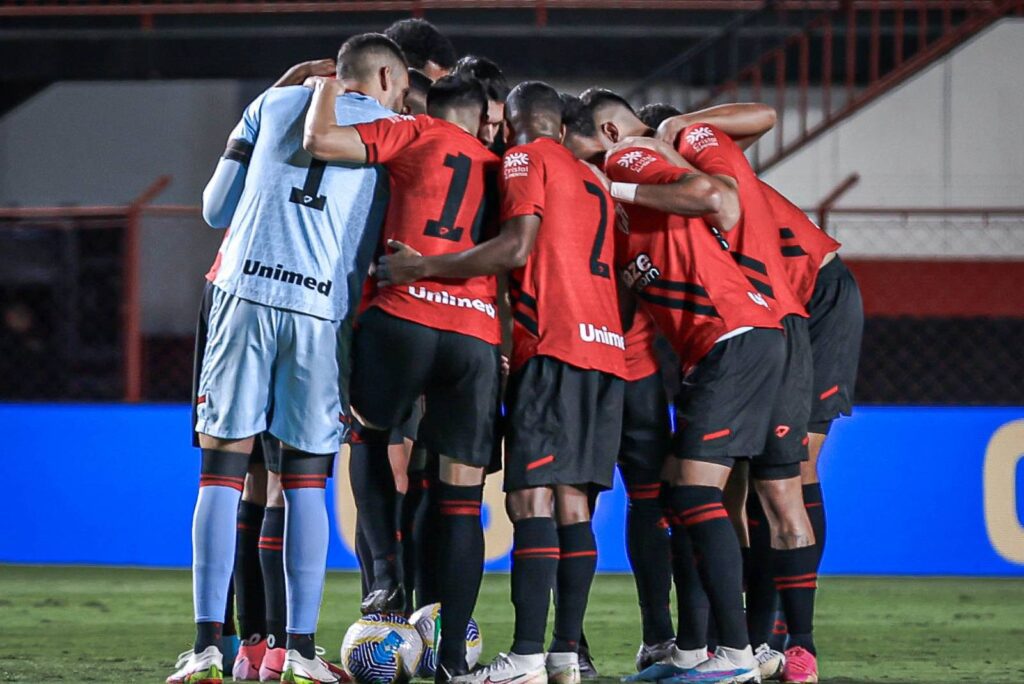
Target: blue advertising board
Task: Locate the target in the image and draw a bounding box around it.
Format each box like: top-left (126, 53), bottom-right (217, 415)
top-left (2, 404), bottom-right (1022, 575)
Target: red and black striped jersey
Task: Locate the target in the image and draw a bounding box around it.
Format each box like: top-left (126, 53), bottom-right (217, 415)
top-left (354, 114), bottom-right (502, 344)
top-left (501, 137), bottom-right (627, 378)
top-left (606, 145), bottom-right (782, 372)
top-left (760, 182), bottom-right (841, 305)
top-left (675, 123), bottom-right (807, 319)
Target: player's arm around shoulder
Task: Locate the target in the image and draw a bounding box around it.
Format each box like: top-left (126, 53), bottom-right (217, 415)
top-left (301, 77), bottom-right (369, 163)
top-left (603, 143), bottom-right (722, 220)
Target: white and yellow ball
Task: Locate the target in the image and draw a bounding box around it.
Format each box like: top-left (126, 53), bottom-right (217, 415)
top-left (340, 613), bottom-right (424, 684)
top-left (408, 603), bottom-right (483, 677)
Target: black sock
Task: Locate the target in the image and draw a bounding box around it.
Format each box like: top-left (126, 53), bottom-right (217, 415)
top-left (195, 621), bottom-right (223, 653)
top-left (437, 482), bottom-right (485, 669)
top-left (401, 474), bottom-right (424, 613)
top-left (349, 436), bottom-right (400, 590)
top-left (223, 582), bottom-right (237, 638)
top-left (671, 485), bottom-right (748, 650)
top-left (286, 633), bottom-right (316, 660)
top-left (803, 483), bottom-right (826, 565)
top-left (510, 517), bottom-right (559, 655)
top-left (355, 521), bottom-right (374, 598)
top-left (773, 546), bottom-right (818, 655)
top-left (259, 506), bottom-right (286, 649)
top-left (622, 469), bottom-right (674, 645)
top-left (550, 522), bottom-right (598, 653)
top-left (415, 467), bottom-right (440, 605)
top-left (669, 519), bottom-right (709, 650)
top-left (745, 494), bottom-right (775, 647)
top-left (235, 500), bottom-right (266, 641)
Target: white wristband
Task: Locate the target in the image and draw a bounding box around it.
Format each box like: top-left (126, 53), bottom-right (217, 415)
top-left (610, 182), bottom-right (638, 203)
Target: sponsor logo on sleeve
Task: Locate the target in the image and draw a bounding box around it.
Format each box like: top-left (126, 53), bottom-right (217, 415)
top-left (685, 125), bottom-right (719, 152)
top-left (747, 291), bottom-right (769, 308)
top-left (503, 151), bottom-right (531, 179)
top-left (615, 150), bottom-right (658, 173)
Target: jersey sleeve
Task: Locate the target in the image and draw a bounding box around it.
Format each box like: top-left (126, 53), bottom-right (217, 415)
top-left (675, 123), bottom-right (739, 179)
top-left (605, 147), bottom-right (691, 185)
top-left (500, 145), bottom-right (546, 222)
top-left (354, 114), bottom-right (431, 164)
top-left (221, 89), bottom-right (268, 166)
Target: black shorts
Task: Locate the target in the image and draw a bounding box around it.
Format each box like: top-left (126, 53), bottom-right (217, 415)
top-left (389, 397), bottom-right (424, 445)
top-left (763, 315), bottom-right (813, 464)
top-left (350, 307), bottom-right (500, 468)
top-left (673, 327), bottom-right (786, 465)
top-left (191, 281), bottom-right (281, 471)
top-left (618, 371), bottom-right (671, 476)
top-left (503, 356), bottom-right (625, 492)
top-left (807, 257), bottom-right (864, 434)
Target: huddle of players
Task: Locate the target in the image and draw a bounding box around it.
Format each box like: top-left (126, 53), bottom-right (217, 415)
top-left (176, 15), bottom-right (863, 684)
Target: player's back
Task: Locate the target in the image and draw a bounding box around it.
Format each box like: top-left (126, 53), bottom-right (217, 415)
top-left (675, 123), bottom-right (806, 319)
top-left (502, 137), bottom-right (626, 378)
top-left (360, 115), bottom-right (501, 343)
top-left (212, 86), bottom-right (392, 322)
top-left (760, 181), bottom-right (841, 305)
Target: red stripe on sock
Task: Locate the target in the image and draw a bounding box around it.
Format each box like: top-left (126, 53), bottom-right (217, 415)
top-left (774, 572), bottom-right (818, 582)
top-left (628, 490), bottom-right (661, 500)
top-left (819, 385), bottom-right (840, 400)
top-left (560, 550), bottom-right (597, 559)
top-left (200, 477), bottom-right (244, 491)
top-left (282, 481), bottom-right (326, 490)
top-left (702, 428), bottom-right (731, 441)
top-left (259, 536), bottom-right (282, 542)
top-left (681, 502), bottom-right (720, 517)
top-left (804, 501), bottom-right (823, 508)
top-left (440, 506), bottom-right (481, 516)
top-left (682, 508), bottom-right (729, 526)
top-left (748, 519), bottom-right (761, 527)
top-left (196, 395), bottom-right (207, 405)
top-left (441, 500), bottom-right (482, 506)
top-left (514, 547), bottom-right (560, 557)
top-left (775, 580), bottom-right (818, 590)
top-left (526, 454), bottom-right (555, 471)
top-left (258, 543), bottom-right (283, 550)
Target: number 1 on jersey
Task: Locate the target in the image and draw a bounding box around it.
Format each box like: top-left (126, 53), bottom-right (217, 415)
top-left (424, 153), bottom-right (471, 242)
top-left (289, 158), bottom-right (327, 211)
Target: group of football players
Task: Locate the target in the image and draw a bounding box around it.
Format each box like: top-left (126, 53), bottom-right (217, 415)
top-left (173, 16), bottom-right (863, 684)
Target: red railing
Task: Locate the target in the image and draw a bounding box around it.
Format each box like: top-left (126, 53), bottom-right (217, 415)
top-left (0, 176), bottom-right (170, 402)
top-left (691, 0), bottom-right (1024, 170)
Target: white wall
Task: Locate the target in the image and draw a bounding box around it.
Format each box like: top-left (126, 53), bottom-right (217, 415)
top-left (762, 18), bottom-right (1024, 209)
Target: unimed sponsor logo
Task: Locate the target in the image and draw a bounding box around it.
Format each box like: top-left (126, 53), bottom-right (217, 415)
top-left (579, 323), bottom-right (625, 350)
top-left (408, 285), bottom-right (496, 318)
top-left (242, 260), bottom-right (333, 296)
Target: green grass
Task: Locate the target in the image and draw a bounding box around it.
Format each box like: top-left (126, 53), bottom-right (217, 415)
top-left (1, 566), bottom-right (1022, 683)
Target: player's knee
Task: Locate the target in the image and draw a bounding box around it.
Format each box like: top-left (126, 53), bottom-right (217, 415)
top-left (280, 449), bottom-right (333, 491)
top-left (199, 448), bottom-right (250, 491)
top-left (505, 487), bottom-right (554, 521)
top-left (752, 472), bottom-right (815, 549)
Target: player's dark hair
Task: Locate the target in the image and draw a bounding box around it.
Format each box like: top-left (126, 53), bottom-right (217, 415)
top-left (579, 87), bottom-right (636, 116)
top-left (637, 102), bottom-right (683, 130)
top-left (384, 18), bottom-right (457, 71)
top-left (338, 33), bottom-right (408, 82)
top-left (507, 81), bottom-right (563, 120)
top-left (560, 92), bottom-right (597, 138)
top-left (408, 68), bottom-right (432, 97)
top-left (453, 55), bottom-right (510, 103)
top-left (427, 75), bottom-right (487, 119)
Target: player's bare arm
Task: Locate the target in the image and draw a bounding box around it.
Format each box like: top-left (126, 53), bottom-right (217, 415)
top-left (377, 214), bottom-right (540, 285)
top-left (612, 174), bottom-right (722, 219)
top-left (273, 58), bottom-right (336, 88)
top-left (657, 103), bottom-right (776, 150)
top-left (302, 77), bottom-right (368, 163)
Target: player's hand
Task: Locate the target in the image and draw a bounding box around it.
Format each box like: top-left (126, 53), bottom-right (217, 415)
top-left (274, 58), bottom-right (336, 87)
top-left (303, 75), bottom-right (339, 91)
top-left (500, 355), bottom-right (510, 378)
top-left (377, 240), bottom-right (425, 286)
top-left (655, 114), bottom-right (691, 146)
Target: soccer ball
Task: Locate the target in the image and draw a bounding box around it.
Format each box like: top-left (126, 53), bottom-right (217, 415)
top-left (408, 602), bottom-right (483, 677)
top-left (340, 613), bottom-right (424, 684)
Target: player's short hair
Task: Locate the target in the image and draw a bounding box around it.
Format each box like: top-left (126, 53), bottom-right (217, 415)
top-left (384, 18), bottom-right (457, 71)
top-left (579, 87), bottom-right (636, 116)
top-left (408, 68), bottom-right (432, 97)
top-left (338, 33), bottom-right (408, 82)
top-left (506, 81), bottom-right (563, 124)
top-left (427, 75), bottom-right (488, 118)
top-left (453, 55), bottom-right (510, 103)
top-left (637, 102), bottom-right (683, 130)
top-left (560, 93), bottom-right (597, 138)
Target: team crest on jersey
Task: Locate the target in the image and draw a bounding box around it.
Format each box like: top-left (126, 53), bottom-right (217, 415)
top-left (686, 125), bottom-right (719, 152)
top-left (621, 252), bottom-right (661, 291)
top-left (747, 291), bottom-right (770, 308)
top-left (616, 150), bottom-right (657, 173)
top-left (503, 152), bottom-right (530, 179)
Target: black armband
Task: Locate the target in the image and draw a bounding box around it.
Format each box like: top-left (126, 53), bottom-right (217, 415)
top-left (223, 138), bottom-right (254, 165)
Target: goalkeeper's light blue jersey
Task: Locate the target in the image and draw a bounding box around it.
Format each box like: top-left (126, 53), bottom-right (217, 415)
top-left (211, 86), bottom-right (391, 321)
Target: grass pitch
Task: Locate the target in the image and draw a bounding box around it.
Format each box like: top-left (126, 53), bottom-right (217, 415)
top-left (0, 566), bottom-right (1022, 683)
